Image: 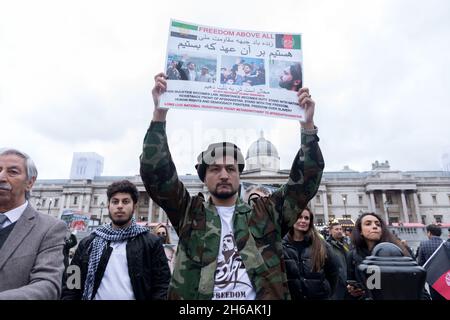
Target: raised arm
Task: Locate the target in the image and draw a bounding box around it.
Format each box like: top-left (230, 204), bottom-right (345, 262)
top-left (271, 87), bottom-right (324, 234)
top-left (139, 73), bottom-right (191, 232)
top-left (152, 72), bottom-right (169, 122)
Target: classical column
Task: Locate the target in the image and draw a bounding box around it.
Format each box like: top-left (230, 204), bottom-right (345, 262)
top-left (59, 193), bottom-right (66, 212)
top-left (147, 197), bottom-right (153, 223)
top-left (369, 192), bottom-right (376, 212)
top-left (66, 194), bottom-right (71, 208)
top-left (152, 202), bottom-right (157, 223)
top-left (310, 196), bottom-right (315, 212)
top-left (158, 207), bottom-right (163, 223)
top-left (413, 192), bottom-right (420, 223)
top-left (84, 194), bottom-right (91, 213)
top-left (59, 194), bottom-right (66, 218)
top-left (381, 191), bottom-right (389, 224)
top-left (322, 191), bottom-right (329, 224)
top-left (78, 194), bottom-right (84, 211)
top-left (400, 191), bottom-right (410, 223)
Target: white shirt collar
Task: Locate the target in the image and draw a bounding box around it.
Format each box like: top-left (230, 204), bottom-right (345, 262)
top-left (3, 201), bottom-right (28, 224)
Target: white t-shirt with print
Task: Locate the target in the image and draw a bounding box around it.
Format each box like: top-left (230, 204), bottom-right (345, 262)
top-left (212, 206), bottom-right (256, 300)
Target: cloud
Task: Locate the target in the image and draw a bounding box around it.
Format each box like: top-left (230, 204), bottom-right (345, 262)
top-left (1, 0), bottom-right (450, 179)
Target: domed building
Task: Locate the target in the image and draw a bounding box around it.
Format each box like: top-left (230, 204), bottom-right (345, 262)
top-left (245, 131), bottom-right (280, 173)
top-left (29, 139), bottom-right (450, 248)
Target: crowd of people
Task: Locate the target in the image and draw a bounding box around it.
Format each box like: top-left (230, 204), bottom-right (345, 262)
top-left (1, 70), bottom-right (448, 301)
top-left (220, 60), bottom-right (266, 86)
top-left (166, 59), bottom-right (215, 83)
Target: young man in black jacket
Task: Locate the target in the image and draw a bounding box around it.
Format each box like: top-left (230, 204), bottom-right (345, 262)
top-left (61, 180), bottom-right (170, 300)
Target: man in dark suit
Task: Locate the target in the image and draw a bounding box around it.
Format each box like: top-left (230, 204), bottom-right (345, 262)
top-left (0, 148), bottom-right (66, 299)
top-left (417, 224), bottom-right (443, 266)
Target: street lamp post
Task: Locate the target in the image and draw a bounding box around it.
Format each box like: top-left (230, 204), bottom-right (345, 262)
top-left (342, 195), bottom-right (347, 216)
top-left (47, 198), bottom-right (52, 215)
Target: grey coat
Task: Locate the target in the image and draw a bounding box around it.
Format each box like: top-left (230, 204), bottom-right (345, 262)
top-left (0, 205), bottom-right (66, 299)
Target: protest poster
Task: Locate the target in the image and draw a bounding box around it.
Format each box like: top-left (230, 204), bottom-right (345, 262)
top-left (160, 19), bottom-right (305, 120)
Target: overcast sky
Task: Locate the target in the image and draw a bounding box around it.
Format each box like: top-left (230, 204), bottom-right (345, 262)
top-left (1, 0), bottom-right (449, 179)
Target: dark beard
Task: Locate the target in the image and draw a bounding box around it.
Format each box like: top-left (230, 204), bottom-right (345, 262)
top-left (210, 188), bottom-right (238, 199)
top-left (279, 78), bottom-right (294, 89)
top-left (108, 212), bottom-right (133, 227)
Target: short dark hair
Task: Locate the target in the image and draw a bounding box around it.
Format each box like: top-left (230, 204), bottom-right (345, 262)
top-left (426, 224), bottom-right (442, 237)
top-left (107, 180), bottom-right (139, 205)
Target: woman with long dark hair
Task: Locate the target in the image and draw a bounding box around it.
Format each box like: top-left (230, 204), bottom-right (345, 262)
top-left (346, 212), bottom-right (424, 299)
top-left (282, 207), bottom-right (339, 300)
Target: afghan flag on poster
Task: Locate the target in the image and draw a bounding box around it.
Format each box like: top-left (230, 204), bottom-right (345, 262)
top-left (275, 34), bottom-right (301, 49)
top-left (423, 241), bottom-right (450, 300)
top-left (170, 21), bottom-right (198, 40)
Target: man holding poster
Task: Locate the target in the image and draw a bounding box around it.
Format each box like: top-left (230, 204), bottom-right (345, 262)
top-left (139, 70), bottom-right (324, 299)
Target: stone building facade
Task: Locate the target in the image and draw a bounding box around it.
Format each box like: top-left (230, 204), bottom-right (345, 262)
top-left (30, 140), bottom-right (450, 227)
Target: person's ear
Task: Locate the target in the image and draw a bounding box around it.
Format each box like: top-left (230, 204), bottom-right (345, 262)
top-left (26, 176), bottom-right (36, 192)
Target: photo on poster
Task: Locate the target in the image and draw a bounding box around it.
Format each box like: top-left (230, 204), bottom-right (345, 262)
top-left (269, 60), bottom-right (303, 91)
top-left (240, 182), bottom-right (280, 204)
top-left (220, 56), bottom-right (266, 86)
top-left (166, 52), bottom-right (217, 83)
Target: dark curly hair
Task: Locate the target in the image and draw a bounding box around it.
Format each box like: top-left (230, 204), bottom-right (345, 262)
top-left (106, 180), bottom-right (139, 205)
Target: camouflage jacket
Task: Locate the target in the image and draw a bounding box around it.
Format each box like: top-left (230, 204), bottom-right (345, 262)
top-left (140, 121), bottom-right (324, 300)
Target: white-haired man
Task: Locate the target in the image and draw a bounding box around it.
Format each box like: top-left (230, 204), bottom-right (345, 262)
top-left (0, 148), bottom-right (66, 299)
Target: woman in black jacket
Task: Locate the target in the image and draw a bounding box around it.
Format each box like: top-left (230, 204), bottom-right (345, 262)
top-left (282, 207), bottom-right (339, 300)
top-left (346, 212), bottom-right (429, 300)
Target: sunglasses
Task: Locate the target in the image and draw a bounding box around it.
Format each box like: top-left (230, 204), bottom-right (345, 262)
top-left (157, 232), bottom-right (167, 236)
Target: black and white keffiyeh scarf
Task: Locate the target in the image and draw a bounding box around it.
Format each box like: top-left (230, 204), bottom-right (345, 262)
top-left (82, 218), bottom-right (148, 300)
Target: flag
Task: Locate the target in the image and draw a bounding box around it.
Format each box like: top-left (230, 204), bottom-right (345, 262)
top-left (423, 241), bottom-right (450, 300)
top-left (171, 21), bottom-right (198, 40)
top-left (275, 34), bottom-right (301, 50)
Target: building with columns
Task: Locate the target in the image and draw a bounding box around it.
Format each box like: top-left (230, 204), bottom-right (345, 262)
top-left (29, 140), bottom-right (450, 227)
